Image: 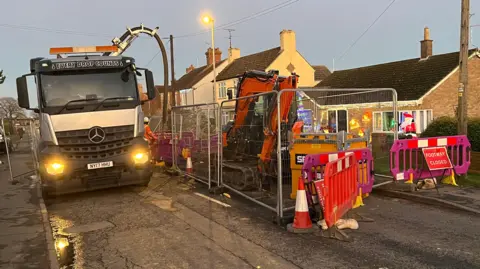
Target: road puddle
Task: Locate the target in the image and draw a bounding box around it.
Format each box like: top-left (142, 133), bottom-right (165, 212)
top-left (50, 215), bottom-right (116, 268)
top-left (55, 234), bottom-right (75, 268)
top-left (50, 215), bottom-right (76, 268)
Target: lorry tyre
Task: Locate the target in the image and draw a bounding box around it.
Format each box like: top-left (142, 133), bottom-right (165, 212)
top-left (139, 174), bottom-right (152, 187)
top-left (138, 180), bottom-right (150, 187)
top-left (41, 187), bottom-right (51, 200)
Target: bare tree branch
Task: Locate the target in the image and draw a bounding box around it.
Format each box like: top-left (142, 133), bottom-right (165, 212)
top-left (0, 97), bottom-right (25, 119)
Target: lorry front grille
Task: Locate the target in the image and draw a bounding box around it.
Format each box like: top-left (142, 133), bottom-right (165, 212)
top-left (73, 166), bottom-right (125, 188)
top-left (55, 125), bottom-right (135, 160)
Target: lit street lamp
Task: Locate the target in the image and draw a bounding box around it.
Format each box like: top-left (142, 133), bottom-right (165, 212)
top-left (202, 15), bottom-right (216, 103)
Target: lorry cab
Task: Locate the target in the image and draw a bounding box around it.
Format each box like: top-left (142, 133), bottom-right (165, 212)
top-left (16, 45), bottom-right (157, 196)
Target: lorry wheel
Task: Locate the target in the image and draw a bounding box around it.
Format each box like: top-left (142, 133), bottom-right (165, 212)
top-left (41, 188), bottom-right (51, 200)
top-left (139, 174), bottom-right (152, 187)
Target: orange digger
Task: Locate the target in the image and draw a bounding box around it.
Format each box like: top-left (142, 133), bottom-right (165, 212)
top-left (221, 70), bottom-right (299, 190)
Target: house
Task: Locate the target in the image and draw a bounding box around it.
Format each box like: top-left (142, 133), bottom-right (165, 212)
top-left (176, 48), bottom-right (231, 105)
top-left (305, 27), bottom-right (480, 137)
top-left (312, 65), bottom-right (331, 84)
top-left (215, 29), bottom-right (325, 122)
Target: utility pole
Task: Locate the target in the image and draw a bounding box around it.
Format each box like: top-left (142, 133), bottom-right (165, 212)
top-left (224, 29), bottom-right (235, 48)
top-left (170, 35), bottom-right (176, 108)
top-left (458, 0), bottom-right (470, 135)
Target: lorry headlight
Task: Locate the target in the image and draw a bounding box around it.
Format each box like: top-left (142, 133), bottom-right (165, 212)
top-left (132, 151), bottom-right (149, 164)
top-left (45, 162), bottom-right (65, 175)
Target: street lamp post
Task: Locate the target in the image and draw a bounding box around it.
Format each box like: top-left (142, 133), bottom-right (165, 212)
top-left (203, 16), bottom-right (216, 103)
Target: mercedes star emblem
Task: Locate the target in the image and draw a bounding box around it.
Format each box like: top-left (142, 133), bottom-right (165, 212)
top-left (88, 126), bottom-right (106, 144)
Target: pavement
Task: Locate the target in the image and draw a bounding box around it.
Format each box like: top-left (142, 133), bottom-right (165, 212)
top-left (45, 171), bottom-right (480, 269)
top-left (373, 175), bottom-right (480, 215)
top-left (0, 138), bottom-right (54, 269)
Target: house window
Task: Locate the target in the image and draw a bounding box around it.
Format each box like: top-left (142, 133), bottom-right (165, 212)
top-left (228, 80), bottom-right (238, 99)
top-left (219, 82), bottom-right (227, 99)
top-left (319, 110), bottom-right (347, 133)
top-left (427, 110), bottom-right (433, 124)
top-left (179, 89), bottom-right (189, 105)
top-left (372, 110), bottom-right (433, 133)
top-left (337, 110), bottom-right (348, 132)
top-left (373, 112), bottom-right (382, 132)
top-left (222, 111), bottom-right (232, 125)
top-left (420, 110), bottom-right (425, 131)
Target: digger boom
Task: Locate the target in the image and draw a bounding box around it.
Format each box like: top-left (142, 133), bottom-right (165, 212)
top-left (222, 70), bottom-right (299, 190)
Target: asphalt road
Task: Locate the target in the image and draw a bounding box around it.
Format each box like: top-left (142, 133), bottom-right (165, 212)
top-left (44, 171), bottom-right (480, 269)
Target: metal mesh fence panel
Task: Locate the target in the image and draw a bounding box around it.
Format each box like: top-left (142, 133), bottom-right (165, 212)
top-left (220, 91), bottom-right (279, 212)
top-left (1, 118), bottom-right (38, 183)
top-left (29, 119), bottom-right (40, 175)
top-left (277, 88), bottom-right (398, 217)
top-left (0, 118), bottom-right (26, 153)
top-left (172, 104), bottom-right (219, 187)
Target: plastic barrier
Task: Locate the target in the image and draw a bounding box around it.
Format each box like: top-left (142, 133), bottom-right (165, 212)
top-left (301, 148), bottom-right (374, 207)
top-left (289, 131), bottom-right (369, 199)
top-left (155, 132), bottom-right (194, 163)
top-left (155, 132), bottom-right (218, 164)
top-left (390, 135), bottom-right (471, 183)
top-left (315, 153), bottom-right (358, 228)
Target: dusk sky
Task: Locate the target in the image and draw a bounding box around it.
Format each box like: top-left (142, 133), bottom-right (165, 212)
top-left (1, 0), bottom-right (479, 98)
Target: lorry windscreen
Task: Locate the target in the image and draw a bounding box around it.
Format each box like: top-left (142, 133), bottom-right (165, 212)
top-left (40, 69), bottom-right (138, 109)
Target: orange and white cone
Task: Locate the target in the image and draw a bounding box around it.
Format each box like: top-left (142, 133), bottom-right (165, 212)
top-left (287, 177), bottom-right (315, 233)
top-left (186, 156), bottom-right (193, 174)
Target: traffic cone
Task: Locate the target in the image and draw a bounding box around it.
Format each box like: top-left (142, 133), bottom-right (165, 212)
top-left (186, 156), bottom-right (193, 174)
top-left (287, 177), bottom-right (315, 233)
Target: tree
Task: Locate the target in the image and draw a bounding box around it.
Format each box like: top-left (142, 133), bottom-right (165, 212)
top-left (0, 97), bottom-right (25, 134)
top-left (0, 69), bottom-right (5, 84)
top-left (29, 110), bottom-right (39, 120)
top-left (0, 97), bottom-right (25, 119)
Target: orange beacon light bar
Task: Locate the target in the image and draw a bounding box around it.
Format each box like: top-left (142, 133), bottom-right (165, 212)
top-left (49, 46), bottom-right (118, 55)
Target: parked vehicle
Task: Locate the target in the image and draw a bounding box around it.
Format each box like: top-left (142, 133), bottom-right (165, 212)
top-left (16, 45), bottom-right (157, 197)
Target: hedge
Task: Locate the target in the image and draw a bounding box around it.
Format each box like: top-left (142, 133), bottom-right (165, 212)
top-left (421, 116), bottom-right (480, 151)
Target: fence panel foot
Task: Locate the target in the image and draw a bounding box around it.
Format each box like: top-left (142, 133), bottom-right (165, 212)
top-left (322, 226), bottom-right (353, 242)
top-left (209, 186), bottom-right (226, 195)
top-left (349, 211), bottom-right (375, 222)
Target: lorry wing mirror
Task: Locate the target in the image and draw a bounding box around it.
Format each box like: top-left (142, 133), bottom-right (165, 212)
top-left (16, 76), bottom-right (30, 109)
top-left (145, 69), bottom-right (156, 100)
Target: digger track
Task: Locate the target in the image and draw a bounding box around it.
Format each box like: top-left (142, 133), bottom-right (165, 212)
top-left (221, 160), bottom-right (261, 191)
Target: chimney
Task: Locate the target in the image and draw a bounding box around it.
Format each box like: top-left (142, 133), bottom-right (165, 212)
top-left (205, 48), bottom-right (222, 65)
top-left (420, 27), bottom-right (433, 59)
top-left (280, 29), bottom-right (296, 52)
top-left (186, 64), bottom-right (195, 73)
top-left (228, 48), bottom-right (240, 64)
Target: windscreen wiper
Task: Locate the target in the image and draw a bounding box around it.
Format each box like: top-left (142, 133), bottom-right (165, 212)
top-left (93, 96), bottom-right (134, 111)
top-left (57, 98), bottom-right (98, 114)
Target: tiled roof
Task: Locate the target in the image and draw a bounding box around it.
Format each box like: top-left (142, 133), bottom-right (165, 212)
top-left (216, 47), bottom-right (282, 81)
top-left (307, 49), bottom-right (478, 105)
top-left (176, 60), bottom-right (226, 90)
top-left (312, 65), bottom-right (331, 81)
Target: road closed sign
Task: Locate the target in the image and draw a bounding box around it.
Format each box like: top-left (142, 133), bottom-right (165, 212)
top-left (422, 146), bottom-right (453, 171)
